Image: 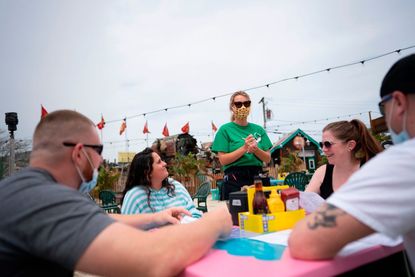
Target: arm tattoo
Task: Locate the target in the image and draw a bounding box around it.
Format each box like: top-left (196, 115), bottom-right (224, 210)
top-left (307, 203), bottom-right (346, 230)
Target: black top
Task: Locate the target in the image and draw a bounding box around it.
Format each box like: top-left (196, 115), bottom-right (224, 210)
top-left (320, 161), bottom-right (365, 199)
top-left (320, 164), bottom-right (334, 199)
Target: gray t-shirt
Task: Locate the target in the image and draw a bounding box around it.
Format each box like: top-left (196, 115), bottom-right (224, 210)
top-left (0, 167), bottom-right (116, 276)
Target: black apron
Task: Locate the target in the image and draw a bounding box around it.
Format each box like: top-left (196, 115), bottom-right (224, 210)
top-left (223, 166), bottom-right (262, 200)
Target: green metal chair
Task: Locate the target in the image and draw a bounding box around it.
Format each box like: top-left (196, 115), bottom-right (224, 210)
top-left (196, 173), bottom-right (208, 184)
top-left (99, 190), bottom-right (121, 214)
top-left (216, 179), bottom-right (225, 201)
top-left (283, 172), bottom-right (309, 191)
top-left (192, 181), bottom-right (211, 213)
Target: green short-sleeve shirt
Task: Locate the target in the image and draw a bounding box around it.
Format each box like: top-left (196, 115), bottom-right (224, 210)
top-left (211, 122), bottom-right (272, 171)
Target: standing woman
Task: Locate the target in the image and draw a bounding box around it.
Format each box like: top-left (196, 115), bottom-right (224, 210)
top-left (121, 148), bottom-right (202, 218)
top-left (306, 119), bottom-right (383, 199)
top-left (212, 91), bottom-right (273, 200)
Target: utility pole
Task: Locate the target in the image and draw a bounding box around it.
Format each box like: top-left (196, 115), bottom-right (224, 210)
top-left (258, 97), bottom-right (266, 129)
top-left (9, 135), bottom-right (15, 176)
top-left (124, 119), bottom-right (129, 163)
top-left (368, 111), bottom-right (375, 130)
top-left (146, 133), bottom-right (149, 147)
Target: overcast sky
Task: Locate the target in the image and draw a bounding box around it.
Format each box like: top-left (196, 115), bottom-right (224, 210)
top-left (1, 0), bottom-right (414, 162)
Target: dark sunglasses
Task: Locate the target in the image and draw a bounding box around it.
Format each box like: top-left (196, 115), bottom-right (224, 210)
top-left (63, 142), bottom-right (104, 155)
top-left (319, 141), bottom-right (337, 149)
top-left (233, 101), bottom-right (251, 108)
top-left (378, 93), bottom-right (393, 116)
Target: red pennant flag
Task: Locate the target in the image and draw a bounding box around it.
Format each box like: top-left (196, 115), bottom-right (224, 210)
top-left (181, 122), bottom-right (189, 134)
top-left (97, 115), bottom-right (105, 130)
top-left (41, 105), bottom-right (48, 119)
top-left (162, 123), bottom-right (169, 137)
top-left (119, 118), bottom-right (127, 135)
top-left (211, 121), bottom-right (218, 132)
top-left (143, 121), bottom-right (150, 134)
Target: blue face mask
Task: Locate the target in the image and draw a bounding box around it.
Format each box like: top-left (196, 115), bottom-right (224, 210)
top-left (387, 99), bottom-right (410, 145)
top-left (78, 168), bottom-right (99, 194)
top-left (76, 149), bottom-right (99, 194)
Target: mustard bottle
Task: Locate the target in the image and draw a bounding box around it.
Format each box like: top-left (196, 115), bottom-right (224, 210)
top-left (267, 189), bottom-right (285, 213)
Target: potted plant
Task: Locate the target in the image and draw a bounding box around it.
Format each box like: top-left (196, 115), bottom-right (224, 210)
top-left (280, 149), bottom-right (304, 173)
top-left (91, 165), bottom-right (120, 199)
top-left (169, 153), bottom-right (205, 194)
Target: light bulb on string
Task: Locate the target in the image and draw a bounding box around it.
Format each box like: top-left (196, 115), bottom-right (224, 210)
top-left (95, 45), bottom-right (415, 131)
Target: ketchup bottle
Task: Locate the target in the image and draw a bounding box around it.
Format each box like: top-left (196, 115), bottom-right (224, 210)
top-left (252, 177), bottom-right (270, 214)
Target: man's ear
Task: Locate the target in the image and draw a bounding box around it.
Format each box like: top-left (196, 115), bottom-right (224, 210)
top-left (393, 91), bottom-right (408, 118)
top-left (71, 143), bottom-right (84, 164)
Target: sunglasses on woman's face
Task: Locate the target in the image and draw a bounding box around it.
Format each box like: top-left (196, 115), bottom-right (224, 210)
top-left (319, 141), bottom-right (337, 149)
top-left (233, 101), bottom-right (251, 108)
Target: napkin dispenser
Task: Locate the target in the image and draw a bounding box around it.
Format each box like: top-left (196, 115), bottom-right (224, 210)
top-left (229, 191), bottom-right (248, 226)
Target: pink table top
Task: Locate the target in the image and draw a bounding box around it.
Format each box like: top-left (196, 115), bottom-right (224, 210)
top-left (182, 243), bottom-right (403, 277)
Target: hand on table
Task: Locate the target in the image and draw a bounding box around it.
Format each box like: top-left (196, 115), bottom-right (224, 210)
top-left (154, 207), bottom-right (191, 225)
top-left (203, 206), bottom-right (233, 239)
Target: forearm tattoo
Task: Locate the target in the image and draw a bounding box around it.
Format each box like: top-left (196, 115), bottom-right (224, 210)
top-left (307, 203), bottom-right (346, 230)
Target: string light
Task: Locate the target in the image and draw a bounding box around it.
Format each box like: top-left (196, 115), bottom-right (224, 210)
top-left (100, 45), bottom-right (414, 125)
top-left (271, 111), bottom-right (376, 129)
top-left (103, 137), bottom-right (148, 145)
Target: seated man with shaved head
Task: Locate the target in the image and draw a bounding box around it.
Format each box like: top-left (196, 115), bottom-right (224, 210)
top-left (0, 110), bottom-right (232, 277)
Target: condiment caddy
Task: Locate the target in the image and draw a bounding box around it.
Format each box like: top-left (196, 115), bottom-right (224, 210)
top-left (239, 185), bottom-right (305, 233)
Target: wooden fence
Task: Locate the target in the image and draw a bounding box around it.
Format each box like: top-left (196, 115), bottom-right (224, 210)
top-left (113, 168), bottom-right (225, 197)
top-left (181, 172), bottom-right (224, 196)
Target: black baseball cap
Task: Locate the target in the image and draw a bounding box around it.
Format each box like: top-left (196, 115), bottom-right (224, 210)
top-left (380, 53), bottom-right (415, 98)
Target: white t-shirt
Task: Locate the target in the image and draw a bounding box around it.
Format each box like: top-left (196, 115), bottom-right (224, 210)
top-left (327, 138), bottom-right (415, 268)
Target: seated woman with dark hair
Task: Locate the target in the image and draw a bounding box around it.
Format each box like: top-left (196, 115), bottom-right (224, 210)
top-left (121, 148), bottom-right (202, 218)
